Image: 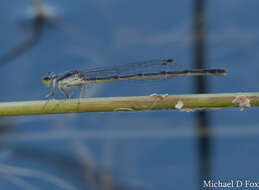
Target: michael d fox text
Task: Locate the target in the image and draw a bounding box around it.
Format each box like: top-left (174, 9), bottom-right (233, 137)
top-left (203, 180), bottom-right (259, 188)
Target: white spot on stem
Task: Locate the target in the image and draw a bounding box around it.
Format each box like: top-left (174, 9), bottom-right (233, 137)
top-left (150, 93), bottom-right (168, 100)
top-left (232, 95), bottom-right (251, 111)
top-left (175, 100), bottom-right (184, 109)
top-left (113, 108), bottom-right (134, 112)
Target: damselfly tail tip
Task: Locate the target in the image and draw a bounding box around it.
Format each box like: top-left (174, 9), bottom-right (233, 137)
top-left (214, 69), bottom-right (227, 76)
top-left (161, 58), bottom-right (173, 66)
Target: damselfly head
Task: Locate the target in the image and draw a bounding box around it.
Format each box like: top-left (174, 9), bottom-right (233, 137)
top-left (42, 72), bottom-right (56, 86)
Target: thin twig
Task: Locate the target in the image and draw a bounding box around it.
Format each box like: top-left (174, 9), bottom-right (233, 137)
top-left (0, 92), bottom-right (258, 116)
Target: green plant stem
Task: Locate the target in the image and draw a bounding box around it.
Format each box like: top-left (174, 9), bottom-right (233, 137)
top-left (0, 92), bottom-right (259, 116)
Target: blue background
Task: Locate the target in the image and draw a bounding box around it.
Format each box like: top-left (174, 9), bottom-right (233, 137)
top-left (0, 0), bottom-right (259, 189)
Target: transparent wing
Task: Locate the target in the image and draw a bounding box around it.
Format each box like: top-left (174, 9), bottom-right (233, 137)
top-left (81, 58), bottom-right (175, 80)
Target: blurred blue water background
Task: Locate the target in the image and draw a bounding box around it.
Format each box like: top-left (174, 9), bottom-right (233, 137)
top-left (0, 0), bottom-right (259, 189)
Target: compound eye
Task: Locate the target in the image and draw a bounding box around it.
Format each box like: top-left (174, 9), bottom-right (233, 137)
top-left (42, 76), bottom-right (52, 86)
top-left (43, 76), bottom-right (50, 81)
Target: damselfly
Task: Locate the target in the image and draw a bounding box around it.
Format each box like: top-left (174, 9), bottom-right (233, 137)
top-left (42, 58), bottom-right (226, 99)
